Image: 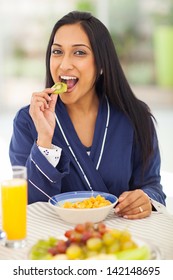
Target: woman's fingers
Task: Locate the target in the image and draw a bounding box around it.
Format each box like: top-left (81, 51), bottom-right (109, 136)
top-left (115, 190), bottom-right (152, 219)
top-left (48, 93), bottom-right (58, 112)
top-left (29, 88), bottom-right (56, 115)
top-left (119, 202), bottom-right (152, 219)
top-left (29, 88), bottom-right (58, 140)
top-left (31, 96), bottom-right (49, 111)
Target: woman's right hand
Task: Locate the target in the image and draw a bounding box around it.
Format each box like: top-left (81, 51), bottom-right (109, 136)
top-left (29, 88), bottom-right (58, 148)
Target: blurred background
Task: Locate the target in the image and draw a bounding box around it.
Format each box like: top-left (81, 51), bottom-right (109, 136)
top-left (0, 0), bottom-right (173, 209)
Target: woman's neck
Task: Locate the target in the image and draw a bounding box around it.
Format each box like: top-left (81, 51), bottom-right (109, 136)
top-left (66, 94), bottom-right (99, 148)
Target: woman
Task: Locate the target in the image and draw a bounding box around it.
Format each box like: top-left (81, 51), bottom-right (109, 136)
top-left (9, 11), bottom-right (166, 219)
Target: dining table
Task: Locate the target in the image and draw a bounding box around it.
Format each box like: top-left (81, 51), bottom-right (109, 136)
top-left (0, 201), bottom-right (173, 260)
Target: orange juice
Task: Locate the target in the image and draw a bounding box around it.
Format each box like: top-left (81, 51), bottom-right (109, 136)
top-left (1, 178), bottom-right (27, 240)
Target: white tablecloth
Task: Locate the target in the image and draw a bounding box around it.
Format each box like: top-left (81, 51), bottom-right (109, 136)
top-left (0, 202), bottom-right (173, 260)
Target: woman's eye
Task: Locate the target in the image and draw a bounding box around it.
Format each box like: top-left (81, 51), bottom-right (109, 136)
top-left (51, 49), bottom-right (62, 55)
top-left (75, 50), bottom-right (86, 56)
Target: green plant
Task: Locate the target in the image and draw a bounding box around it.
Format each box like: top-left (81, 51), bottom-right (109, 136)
top-left (76, 0), bottom-right (95, 13)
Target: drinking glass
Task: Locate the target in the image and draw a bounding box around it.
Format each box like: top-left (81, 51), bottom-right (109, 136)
top-left (1, 166), bottom-right (27, 248)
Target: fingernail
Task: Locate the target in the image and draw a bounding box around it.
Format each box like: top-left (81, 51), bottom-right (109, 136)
top-left (115, 207), bottom-right (120, 213)
top-left (123, 215), bottom-right (128, 219)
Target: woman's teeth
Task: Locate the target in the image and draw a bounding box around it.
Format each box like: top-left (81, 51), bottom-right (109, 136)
top-left (60, 76), bottom-right (78, 82)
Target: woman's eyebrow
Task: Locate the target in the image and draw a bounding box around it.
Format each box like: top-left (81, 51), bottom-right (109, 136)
top-left (52, 43), bottom-right (91, 50)
top-left (72, 44), bottom-right (91, 50)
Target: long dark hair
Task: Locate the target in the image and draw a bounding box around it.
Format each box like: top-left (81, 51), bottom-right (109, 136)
top-left (45, 11), bottom-right (156, 171)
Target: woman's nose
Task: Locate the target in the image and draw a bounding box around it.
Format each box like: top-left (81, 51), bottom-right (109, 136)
top-left (59, 55), bottom-right (73, 71)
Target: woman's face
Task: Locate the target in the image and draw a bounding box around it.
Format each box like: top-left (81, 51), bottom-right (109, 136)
top-left (50, 23), bottom-right (97, 105)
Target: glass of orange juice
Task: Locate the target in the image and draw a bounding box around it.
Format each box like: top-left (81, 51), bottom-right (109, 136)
top-left (1, 166), bottom-right (27, 248)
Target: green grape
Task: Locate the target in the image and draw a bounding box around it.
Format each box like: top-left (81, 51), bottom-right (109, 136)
top-left (106, 240), bottom-right (120, 253)
top-left (30, 247), bottom-right (53, 260)
top-left (66, 244), bottom-right (83, 260)
top-left (86, 250), bottom-right (98, 258)
top-left (29, 237), bottom-right (58, 260)
top-left (48, 237), bottom-right (59, 246)
top-left (120, 240), bottom-right (137, 251)
top-left (102, 232), bottom-right (115, 246)
top-left (86, 237), bottom-right (103, 251)
top-left (119, 230), bottom-right (131, 242)
top-left (110, 229), bottom-right (122, 239)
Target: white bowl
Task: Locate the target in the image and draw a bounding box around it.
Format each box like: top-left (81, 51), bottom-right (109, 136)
top-left (49, 191), bottom-right (118, 224)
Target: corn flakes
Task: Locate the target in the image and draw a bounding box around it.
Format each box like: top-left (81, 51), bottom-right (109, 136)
top-left (62, 195), bottom-right (111, 209)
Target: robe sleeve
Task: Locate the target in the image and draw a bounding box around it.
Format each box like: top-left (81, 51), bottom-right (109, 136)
top-left (9, 108), bottom-right (70, 204)
top-left (129, 126), bottom-right (166, 206)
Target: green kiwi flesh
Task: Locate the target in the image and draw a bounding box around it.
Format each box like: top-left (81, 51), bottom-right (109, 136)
top-left (52, 82), bottom-right (67, 94)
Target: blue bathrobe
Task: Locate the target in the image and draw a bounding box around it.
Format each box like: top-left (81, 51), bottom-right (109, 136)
top-left (9, 97), bottom-right (166, 205)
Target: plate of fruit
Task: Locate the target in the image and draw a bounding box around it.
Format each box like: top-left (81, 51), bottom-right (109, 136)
top-left (29, 222), bottom-right (161, 260)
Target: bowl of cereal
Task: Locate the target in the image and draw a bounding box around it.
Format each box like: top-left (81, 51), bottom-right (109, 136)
top-left (48, 191), bottom-right (118, 224)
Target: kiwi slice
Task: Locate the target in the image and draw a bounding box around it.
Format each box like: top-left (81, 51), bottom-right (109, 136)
top-left (52, 82), bottom-right (67, 94)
